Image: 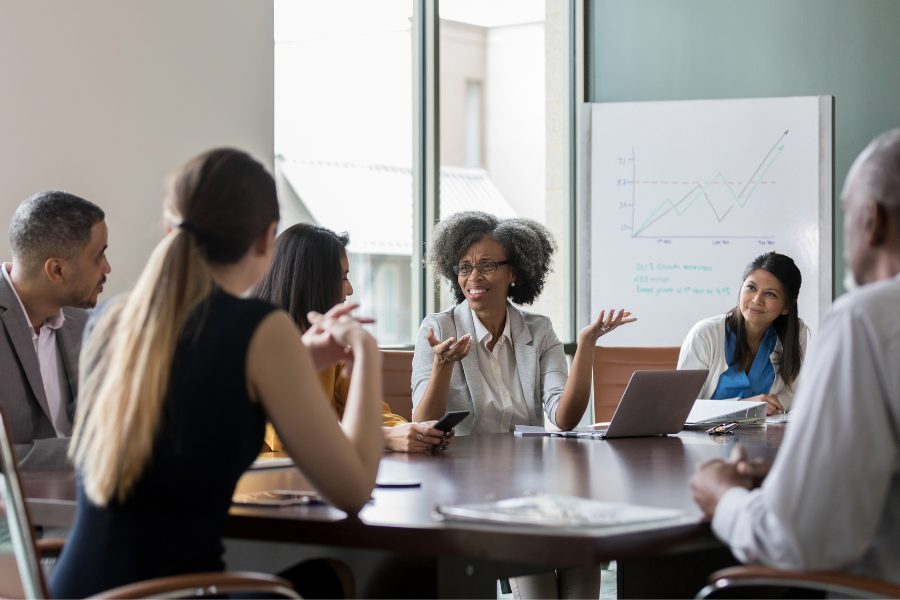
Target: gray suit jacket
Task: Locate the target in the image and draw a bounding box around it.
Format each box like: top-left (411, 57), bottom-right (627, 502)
top-left (0, 272), bottom-right (87, 470)
top-left (411, 300), bottom-right (568, 435)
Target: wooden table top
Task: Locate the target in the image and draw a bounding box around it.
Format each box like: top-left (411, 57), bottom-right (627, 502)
top-left (24, 425), bottom-right (785, 568)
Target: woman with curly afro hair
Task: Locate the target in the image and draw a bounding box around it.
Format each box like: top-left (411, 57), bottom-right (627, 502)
top-left (411, 211), bottom-right (636, 435)
top-left (411, 211), bottom-right (636, 598)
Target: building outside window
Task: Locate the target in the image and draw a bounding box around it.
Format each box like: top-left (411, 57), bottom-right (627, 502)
top-left (275, 0), bottom-right (574, 346)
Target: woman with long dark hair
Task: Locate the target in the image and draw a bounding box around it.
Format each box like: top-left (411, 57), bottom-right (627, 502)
top-left (51, 149), bottom-right (383, 597)
top-left (678, 251), bottom-right (808, 414)
top-left (255, 223), bottom-right (451, 453)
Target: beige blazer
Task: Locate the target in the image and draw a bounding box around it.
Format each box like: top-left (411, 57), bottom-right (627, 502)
top-left (411, 300), bottom-right (568, 435)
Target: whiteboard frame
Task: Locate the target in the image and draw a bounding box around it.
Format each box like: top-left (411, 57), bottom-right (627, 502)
top-left (576, 96), bottom-right (833, 345)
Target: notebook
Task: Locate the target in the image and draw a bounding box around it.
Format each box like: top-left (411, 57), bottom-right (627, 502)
top-left (436, 493), bottom-right (685, 528)
top-left (587, 369), bottom-right (708, 438)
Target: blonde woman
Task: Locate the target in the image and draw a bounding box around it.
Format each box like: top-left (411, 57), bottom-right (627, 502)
top-left (50, 149), bottom-right (383, 598)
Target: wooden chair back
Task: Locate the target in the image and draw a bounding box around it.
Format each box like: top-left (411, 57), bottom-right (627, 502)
top-left (381, 350), bottom-right (415, 421)
top-left (592, 346), bottom-right (681, 423)
top-left (698, 565), bottom-right (900, 599)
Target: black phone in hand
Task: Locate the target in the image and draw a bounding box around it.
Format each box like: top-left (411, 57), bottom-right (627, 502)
top-left (434, 410), bottom-right (469, 432)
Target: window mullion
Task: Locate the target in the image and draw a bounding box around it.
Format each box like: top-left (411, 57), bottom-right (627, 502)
top-left (412, 0), bottom-right (441, 331)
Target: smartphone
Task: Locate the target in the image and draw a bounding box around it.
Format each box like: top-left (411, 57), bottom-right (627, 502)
top-left (434, 410), bottom-right (470, 432)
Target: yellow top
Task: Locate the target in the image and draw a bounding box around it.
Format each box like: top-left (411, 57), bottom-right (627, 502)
top-left (263, 363), bottom-right (408, 452)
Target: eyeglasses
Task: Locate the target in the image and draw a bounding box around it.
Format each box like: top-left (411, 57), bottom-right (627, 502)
top-left (452, 260), bottom-right (509, 276)
top-left (706, 422), bottom-right (740, 435)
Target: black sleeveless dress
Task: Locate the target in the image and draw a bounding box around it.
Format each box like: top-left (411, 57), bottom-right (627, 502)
top-left (51, 290), bottom-right (276, 598)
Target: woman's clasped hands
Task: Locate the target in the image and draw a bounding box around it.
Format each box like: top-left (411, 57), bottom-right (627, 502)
top-left (301, 303), bottom-right (376, 369)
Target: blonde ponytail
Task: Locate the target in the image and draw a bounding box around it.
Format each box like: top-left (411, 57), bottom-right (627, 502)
top-left (71, 147), bottom-right (279, 506)
top-left (71, 229), bottom-right (212, 505)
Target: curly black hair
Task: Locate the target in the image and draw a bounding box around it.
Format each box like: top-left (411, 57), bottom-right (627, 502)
top-left (426, 211), bottom-right (556, 305)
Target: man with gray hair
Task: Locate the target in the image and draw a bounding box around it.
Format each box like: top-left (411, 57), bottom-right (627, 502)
top-left (691, 129), bottom-right (900, 582)
top-left (1, 191), bottom-right (110, 470)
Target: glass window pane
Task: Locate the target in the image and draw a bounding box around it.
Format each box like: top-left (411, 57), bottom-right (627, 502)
top-left (274, 0), bottom-right (415, 345)
top-left (438, 0), bottom-right (571, 338)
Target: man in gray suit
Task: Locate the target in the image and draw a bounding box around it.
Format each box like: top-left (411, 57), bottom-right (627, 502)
top-left (1, 191), bottom-right (110, 470)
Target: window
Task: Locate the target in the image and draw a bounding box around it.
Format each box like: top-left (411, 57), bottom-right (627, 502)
top-left (275, 0), bottom-right (576, 345)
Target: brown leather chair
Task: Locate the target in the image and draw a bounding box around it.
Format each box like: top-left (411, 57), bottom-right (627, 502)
top-left (0, 409), bottom-right (300, 599)
top-left (592, 346), bottom-right (681, 423)
top-left (697, 565), bottom-right (900, 599)
top-left (381, 350), bottom-right (414, 421)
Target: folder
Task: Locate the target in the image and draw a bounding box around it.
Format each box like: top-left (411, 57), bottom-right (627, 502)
top-left (685, 399), bottom-right (767, 428)
top-left (436, 493), bottom-right (685, 528)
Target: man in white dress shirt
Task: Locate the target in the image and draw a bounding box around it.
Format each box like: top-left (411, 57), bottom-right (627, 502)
top-left (1, 191), bottom-right (110, 469)
top-left (690, 129), bottom-right (900, 581)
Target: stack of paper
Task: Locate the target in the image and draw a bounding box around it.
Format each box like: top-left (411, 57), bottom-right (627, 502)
top-left (685, 399), bottom-right (767, 427)
top-left (436, 493), bottom-right (684, 528)
top-left (513, 425), bottom-right (605, 439)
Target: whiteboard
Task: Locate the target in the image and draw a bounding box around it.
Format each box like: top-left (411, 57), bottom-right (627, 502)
top-left (582, 97), bottom-right (832, 347)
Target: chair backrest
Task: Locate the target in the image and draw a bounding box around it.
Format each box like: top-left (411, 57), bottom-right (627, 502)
top-left (698, 565), bottom-right (900, 599)
top-left (0, 409), bottom-right (48, 599)
top-left (592, 346), bottom-right (681, 423)
top-left (381, 350), bottom-right (414, 421)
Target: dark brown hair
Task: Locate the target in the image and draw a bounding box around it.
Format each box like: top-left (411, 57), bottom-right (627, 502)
top-left (254, 223), bottom-right (349, 331)
top-left (725, 252), bottom-right (803, 388)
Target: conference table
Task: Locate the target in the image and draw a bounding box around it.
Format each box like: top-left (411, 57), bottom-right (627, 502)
top-left (23, 424), bottom-right (785, 598)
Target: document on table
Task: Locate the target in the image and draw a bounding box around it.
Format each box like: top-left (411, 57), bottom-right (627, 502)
top-left (250, 454), bottom-right (294, 469)
top-left (684, 399), bottom-right (767, 427)
top-left (513, 425), bottom-right (606, 439)
top-left (766, 412), bottom-right (791, 424)
top-left (436, 493), bottom-right (685, 528)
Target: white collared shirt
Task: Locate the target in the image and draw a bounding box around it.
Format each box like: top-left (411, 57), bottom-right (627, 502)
top-left (2, 263), bottom-right (72, 437)
top-left (470, 309), bottom-right (530, 433)
top-left (712, 275), bottom-right (900, 581)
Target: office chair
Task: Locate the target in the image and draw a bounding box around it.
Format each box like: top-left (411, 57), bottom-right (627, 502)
top-left (381, 349), bottom-right (415, 421)
top-left (592, 346), bottom-right (681, 422)
top-left (696, 565), bottom-right (900, 599)
top-left (0, 409), bottom-right (301, 599)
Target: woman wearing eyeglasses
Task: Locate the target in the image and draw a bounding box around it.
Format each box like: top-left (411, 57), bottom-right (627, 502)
top-left (411, 211), bottom-right (635, 599)
top-left (412, 211), bottom-right (636, 435)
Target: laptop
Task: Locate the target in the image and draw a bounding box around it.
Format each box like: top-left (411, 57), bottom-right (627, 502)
top-left (588, 369), bottom-right (708, 439)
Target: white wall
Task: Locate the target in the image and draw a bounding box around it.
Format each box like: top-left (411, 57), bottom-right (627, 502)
top-left (0, 0), bottom-right (274, 296)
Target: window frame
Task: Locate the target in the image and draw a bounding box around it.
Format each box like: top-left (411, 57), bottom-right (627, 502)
top-left (411, 0), bottom-right (584, 349)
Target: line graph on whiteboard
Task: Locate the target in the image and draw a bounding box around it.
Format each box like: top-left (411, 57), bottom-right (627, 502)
top-left (586, 96), bottom-right (831, 347)
top-left (615, 129), bottom-right (789, 240)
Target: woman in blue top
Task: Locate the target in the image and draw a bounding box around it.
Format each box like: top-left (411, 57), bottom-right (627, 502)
top-left (677, 252), bottom-right (808, 414)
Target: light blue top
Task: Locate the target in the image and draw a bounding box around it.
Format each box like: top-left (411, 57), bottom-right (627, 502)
top-left (711, 325), bottom-right (778, 399)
